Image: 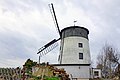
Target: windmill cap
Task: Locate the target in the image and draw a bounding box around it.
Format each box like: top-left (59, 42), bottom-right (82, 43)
top-left (60, 26), bottom-right (89, 39)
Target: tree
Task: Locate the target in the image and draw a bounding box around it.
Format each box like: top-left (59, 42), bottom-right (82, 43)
top-left (24, 59), bottom-right (37, 73)
top-left (96, 43), bottom-right (120, 78)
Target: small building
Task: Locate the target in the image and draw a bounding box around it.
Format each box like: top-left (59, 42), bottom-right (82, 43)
top-left (91, 68), bottom-right (102, 79)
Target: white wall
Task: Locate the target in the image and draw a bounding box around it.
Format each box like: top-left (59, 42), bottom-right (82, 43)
top-left (60, 37), bottom-right (90, 64)
top-left (55, 65), bottom-right (90, 79)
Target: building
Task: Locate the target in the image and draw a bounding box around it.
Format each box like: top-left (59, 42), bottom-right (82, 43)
top-left (53, 26), bottom-right (91, 80)
top-left (91, 68), bottom-right (102, 79)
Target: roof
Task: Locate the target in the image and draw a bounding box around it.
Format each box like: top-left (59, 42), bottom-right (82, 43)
top-left (61, 26), bottom-right (89, 34)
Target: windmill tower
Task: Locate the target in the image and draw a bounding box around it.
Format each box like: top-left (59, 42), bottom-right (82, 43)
top-left (37, 3), bottom-right (91, 80)
top-left (59, 26), bottom-right (90, 64)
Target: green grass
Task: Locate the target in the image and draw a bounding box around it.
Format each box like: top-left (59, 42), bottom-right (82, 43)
top-left (45, 77), bottom-right (60, 80)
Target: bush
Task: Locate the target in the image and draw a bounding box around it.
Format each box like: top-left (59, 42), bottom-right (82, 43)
top-left (45, 77), bottom-right (60, 80)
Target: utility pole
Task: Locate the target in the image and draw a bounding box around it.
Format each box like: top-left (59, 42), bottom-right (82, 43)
top-left (39, 55), bottom-right (40, 65)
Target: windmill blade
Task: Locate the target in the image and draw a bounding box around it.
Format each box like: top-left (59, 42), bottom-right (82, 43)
top-left (37, 38), bottom-right (60, 57)
top-left (49, 3), bottom-right (61, 38)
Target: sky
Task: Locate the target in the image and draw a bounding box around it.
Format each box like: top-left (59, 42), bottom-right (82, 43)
top-left (0, 0), bottom-right (120, 68)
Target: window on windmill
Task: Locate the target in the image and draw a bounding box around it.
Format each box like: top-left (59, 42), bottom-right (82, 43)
top-left (79, 53), bottom-right (83, 59)
top-left (94, 71), bottom-right (99, 76)
top-left (78, 43), bottom-right (83, 48)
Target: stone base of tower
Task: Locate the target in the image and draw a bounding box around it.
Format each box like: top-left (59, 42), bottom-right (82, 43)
top-left (51, 64), bottom-right (90, 80)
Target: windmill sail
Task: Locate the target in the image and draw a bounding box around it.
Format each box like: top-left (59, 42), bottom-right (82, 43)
top-left (37, 38), bottom-right (60, 57)
top-left (49, 3), bottom-right (61, 38)
top-left (37, 3), bottom-right (61, 63)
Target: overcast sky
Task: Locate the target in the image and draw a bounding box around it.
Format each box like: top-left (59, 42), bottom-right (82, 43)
top-left (0, 0), bottom-right (120, 68)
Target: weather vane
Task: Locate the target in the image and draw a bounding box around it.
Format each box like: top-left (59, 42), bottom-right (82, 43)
top-left (74, 20), bottom-right (77, 26)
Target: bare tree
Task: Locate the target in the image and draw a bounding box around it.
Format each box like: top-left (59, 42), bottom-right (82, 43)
top-left (96, 43), bottom-right (120, 79)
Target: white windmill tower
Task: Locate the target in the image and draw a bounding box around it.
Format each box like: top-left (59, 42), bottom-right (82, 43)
top-left (57, 26), bottom-right (91, 80)
top-left (37, 3), bottom-right (91, 80)
top-left (59, 26), bottom-right (90, 65)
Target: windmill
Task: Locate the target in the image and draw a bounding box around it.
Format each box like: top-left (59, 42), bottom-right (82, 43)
top-left (37, 3), bottom-right (61, 64)
top-left (37, 3), bottom-right (91, 80)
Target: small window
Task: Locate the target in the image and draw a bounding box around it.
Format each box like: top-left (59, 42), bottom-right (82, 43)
top-left (78, 43), bottom-right (83, 48)
top-left (94, 71), bottom-right (99, 76)
top-left (79, 53), bottom-right (83, 59)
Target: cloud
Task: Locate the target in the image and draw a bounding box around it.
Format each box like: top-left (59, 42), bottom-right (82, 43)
top-left (0, 0), bottom-right (120, 67)
top-left (0, 0), bottom-right (60, 67)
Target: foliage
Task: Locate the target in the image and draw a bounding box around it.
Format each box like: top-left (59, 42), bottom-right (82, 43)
top-left (32, 76), bottom-right (41, 80)
top-left (96, 43), bottom-right (120, 78)
top-left (24, 58), bottom-right (37, 75)
top-left (24, 59), bottom-right (37, 69)
top-left (45, 76), bottom-right (60, 80)
top-left (30, 75), bottom-right (60, 80)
